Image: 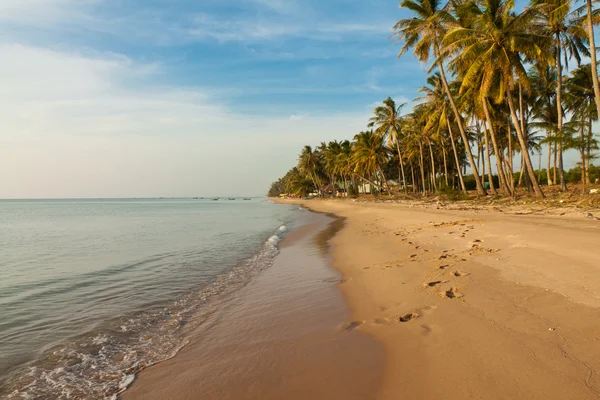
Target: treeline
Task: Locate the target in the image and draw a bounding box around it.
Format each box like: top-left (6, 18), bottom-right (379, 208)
top-left (269, 0), bottom-right (600, 198)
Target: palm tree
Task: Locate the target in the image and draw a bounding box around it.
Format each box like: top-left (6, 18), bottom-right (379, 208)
top-left (369, 97), bottom-right (408, 193)
top-left (298, 145), bottom-right (323, 196)
top-left (419, 73), bottom-right (468, 192)
top-left (565, 64), bottom-right (598, 187)
top-left (352, 130), bottom-right (391, 193)
top-left (444, 0), bottom-right (552, 197)
top-left (579, 0), bottom-right (600, 119)
top-left (392, 0), bottom-right (487, 195)
top-left (529, 63), bottom-right (559, 185)
top-left (532, 0), bottom-right (589, 191)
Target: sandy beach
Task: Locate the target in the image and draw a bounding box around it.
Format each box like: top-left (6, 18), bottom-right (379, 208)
top-left (122, 210), bottom-right (383, 400)
top-left (274, 198), bottom-right (600, 399)
top-left (120, 198), bottom-right (600, 399)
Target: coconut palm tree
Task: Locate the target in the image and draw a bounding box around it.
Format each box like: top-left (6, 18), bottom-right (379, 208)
top-left (578, 0), bottom-right (600, 119)
top-left (529, 63), bottom-right (559, 185)
top-left (532, 0), bottom-right (589, 190)
top-left (368, 97), bottom-right (408, 193)
top-left (565, 64), bottom-right (599, 186)
top-left (419, 73), bottom-right (468, 193)
top-left (443, 0), bottom-right (552, 197)
top-left (352, 130), bottom-right (392, 193)
top-left (392, 0), bottom-right (487, 195)
top-left (298, 145), bottom-right (323, 196)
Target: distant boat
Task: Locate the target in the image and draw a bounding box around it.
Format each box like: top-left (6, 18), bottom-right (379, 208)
top-left (228, 197), bottom-right (236, 200)
top-left (243, 197), bottom-right (251, 200)
top-left (211, 198), bottom-right (219, 201)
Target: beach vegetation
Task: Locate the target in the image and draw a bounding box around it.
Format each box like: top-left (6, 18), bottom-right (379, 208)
top-left (268, 0), bottom-right (600, 199)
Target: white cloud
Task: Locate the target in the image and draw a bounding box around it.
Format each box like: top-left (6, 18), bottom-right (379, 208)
top-left (0, 0), bottom-right (95, 26)
top-left (0, 44), bottom-right (369, 198)
top-left (188, 12), bottom-right (392, 43)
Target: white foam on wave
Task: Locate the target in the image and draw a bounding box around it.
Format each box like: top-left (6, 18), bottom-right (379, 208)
top-left (4, 224), bottom-right (290, 400)
top-left (266, 235), bottom-right (280, 246)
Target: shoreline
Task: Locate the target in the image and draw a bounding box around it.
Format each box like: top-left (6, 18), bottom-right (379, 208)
top-left (274, 198), bottom-right (600, 399)
top-left (122, 209), bottom-right (384, 400)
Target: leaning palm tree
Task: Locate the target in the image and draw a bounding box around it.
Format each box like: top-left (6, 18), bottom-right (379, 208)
top-left (368, 97), bottom-right (408, 193)
top-left (444, 0), bottom-right (552, 197)
top-left (532, 0), bottom-right (589, 191)
top-left (576, 0), bottom-right (600, 119)
top-left (392, 0), bottom-right (487, 195)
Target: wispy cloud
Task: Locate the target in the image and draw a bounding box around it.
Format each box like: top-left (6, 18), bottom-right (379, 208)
top-left (188, 13), bottom-right (393, 42)
top-left (0, 0), bottom-right (96, 26)
top-left (0, 44), bottom-right (371, 197)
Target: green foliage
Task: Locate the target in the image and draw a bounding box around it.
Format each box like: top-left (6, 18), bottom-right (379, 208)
top-left (348, 184), bottom-right (359, 198)
top-left (438, 185), bottom-right (469, 201)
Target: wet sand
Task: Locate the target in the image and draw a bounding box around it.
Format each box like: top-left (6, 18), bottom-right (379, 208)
top-left (276, 199), bottom-right (600, 399)
top-left (122, 211), bottom-right (383, 400)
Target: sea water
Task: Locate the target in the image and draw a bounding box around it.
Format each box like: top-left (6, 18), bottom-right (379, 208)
top-left (0, 198), bottom-right (300, 399)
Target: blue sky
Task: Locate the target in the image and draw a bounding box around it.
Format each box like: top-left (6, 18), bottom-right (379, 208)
top-left (1, 0), bottom-right (427, 198)
top-left (0, 0), bottom-right (583, 198)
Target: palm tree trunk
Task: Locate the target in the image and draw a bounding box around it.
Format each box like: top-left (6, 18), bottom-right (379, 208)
top-left (553, 140), bottom-right (558, 185)
top-left (428, 138), bottom-right (438, 192)
top-left (418, 141), bottom-right (426, 194)
top-left (396, 141), bottom-right (408, 193)
top-left (483, 125), bottom-right (497, 195)
top-left (547, 139), bottom-right (553, 185)
top-left (478, 119), bottom-right (486, 185)
top-left (580, 116), bottom-right (586, 191)
top-left (355, 175), bottom-right (382, 191)
top-left (587, 116), bottom-right (593, 184)
top-left (435, 44), bottom-right (486, 195)
top-left (379, 168), bottom-right (392, 196)
top-left (446, 115), bottom-right (467, 193)
top-left (482, 99), bottom-right (511, 195)
top-left (586, 0), bottom-right (600, 118)
top-left (506, 92), bottom-right (545, 197)
top-left (517, 155), bottom-right (525, 187)
top-left (410, 161), bottom-right (416, 193)
top-left (538, 152), bottom-right (542, 183)
top-left (508, 124), bottom-right (514, 193)
top-left (555, 34), bottom-right (567, 191)
top-left (442, 141), bottom-right (449, 187)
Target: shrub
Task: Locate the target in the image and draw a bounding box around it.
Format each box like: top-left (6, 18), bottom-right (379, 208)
top-left (348, 184), bottom-right (359, 198)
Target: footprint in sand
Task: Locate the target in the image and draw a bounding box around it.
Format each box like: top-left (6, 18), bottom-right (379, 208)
top-left (399, 312), bottom-right (420, 322)
top-left (443, 287), bottom-right (464, 299)
top-left (342, 321), bottom-right (364, 332)
top-left (452, 271), bottom-right (468, 277)
top-left (423, 280), bottom-right (447, 288)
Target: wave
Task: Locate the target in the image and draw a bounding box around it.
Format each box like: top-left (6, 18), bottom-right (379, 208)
top-left (0, 225), bottom-right (289, 400)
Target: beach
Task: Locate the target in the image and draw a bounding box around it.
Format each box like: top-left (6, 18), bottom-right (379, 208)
top-left (117, 197), bottom-right (600, 399)
top-left (266, 198), bottom-right (600, 399)
top-left (122, 209), bottom-right (383, 400)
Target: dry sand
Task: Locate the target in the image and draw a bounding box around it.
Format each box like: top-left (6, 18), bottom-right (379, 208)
top-left (277, 198), bottom-right (600, 399)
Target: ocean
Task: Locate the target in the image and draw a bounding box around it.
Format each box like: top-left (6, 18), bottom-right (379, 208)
top-left (0, 198), bottom-right (301, 399)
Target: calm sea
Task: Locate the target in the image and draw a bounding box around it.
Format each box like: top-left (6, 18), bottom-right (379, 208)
top-left (0, 198), bottom-right (301, 399)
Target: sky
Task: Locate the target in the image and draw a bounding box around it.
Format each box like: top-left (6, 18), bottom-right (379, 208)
top-left (0, 0), bottom-right (427, 198)
top-left (0, 0), bottom-right (584, 198)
